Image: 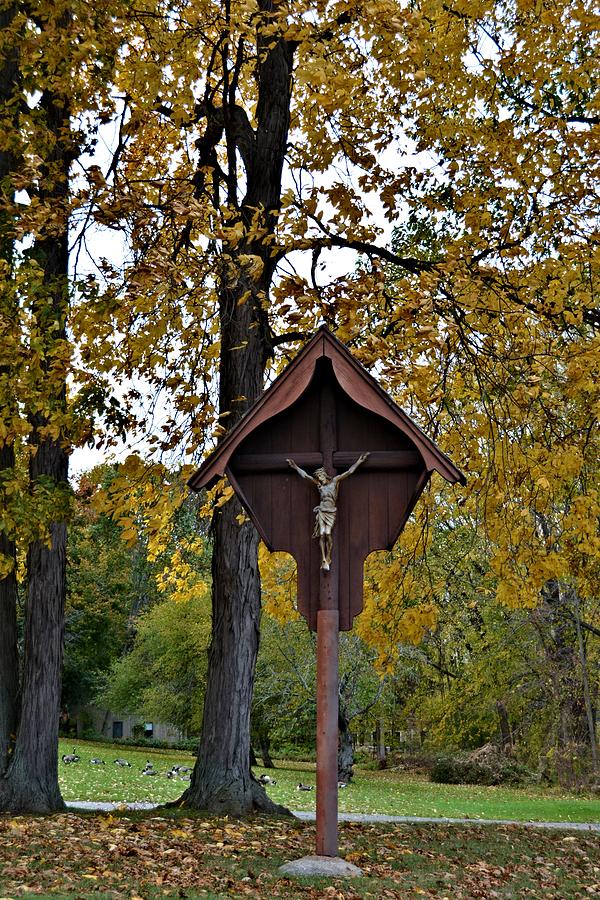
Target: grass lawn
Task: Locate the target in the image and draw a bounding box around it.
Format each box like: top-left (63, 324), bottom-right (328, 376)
top-left (59, 740), bottom-right (600, 824)
top-left (0, 809), bottom-right (599, 898)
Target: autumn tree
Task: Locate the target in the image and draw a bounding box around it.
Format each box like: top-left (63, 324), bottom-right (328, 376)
top-left (0, 0), bottom-right (122, 812)
top-left (64, 467), bottom-right (158, 713)
top-left (74, 466), bottom-right (212, 736)
top-left (0, 0), bottom-right (21, 778)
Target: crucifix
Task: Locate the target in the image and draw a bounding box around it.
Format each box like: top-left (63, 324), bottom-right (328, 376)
top-left (287, 453), bottom-right (369, 570)
top-left (188, 327), bottom-right (465, 872)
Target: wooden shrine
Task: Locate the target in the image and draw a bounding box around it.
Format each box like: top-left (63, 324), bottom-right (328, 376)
top-left (188, 326), bottom-right (465, 865)
top-left (189, 327), bottom-right (465, 629)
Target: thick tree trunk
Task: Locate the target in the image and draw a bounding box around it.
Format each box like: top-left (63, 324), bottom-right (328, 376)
top-left (181, 274), bottom-right (288, 815)
top-left (530, 579), bottom-right (590, 785)
top-left (0, 445), bottom-right (19, 775)
top-left (0, 521), bottom-right (67, 813)
top-left (183, 493), bottom-right (287, 814)
top-left (539, 581), bottom-right (589, 748)
top-left (181, 9), bottom-right (294, 816)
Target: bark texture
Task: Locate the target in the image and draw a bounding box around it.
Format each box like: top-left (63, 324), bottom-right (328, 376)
top-left (183, 494), bottom-right (287, 814)
top-left (0, 447), bottom-right (19, 775)
top-left (258, 730), bottom-right (275, 769)
top-left (529, 579), bottom-right (591, 786)
top-left (0, 522), bottom-right (67, 813)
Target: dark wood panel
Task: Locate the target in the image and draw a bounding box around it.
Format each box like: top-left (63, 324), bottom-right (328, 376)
top-left (342, 473), bottom-right (369, 628)
top-left (336, 388), bottom-right (414, 453)
top-left (333, 450), bottom-right (420, 470)
top-left (366, 472), bottom-right (389, 551)
top-left (233, 453), bottom-right (323, 472)
top-left (385, 471), bottom-right (409, 549)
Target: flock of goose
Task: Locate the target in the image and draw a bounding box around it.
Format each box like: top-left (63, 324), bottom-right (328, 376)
top-left (61, 748), bottom-right (344, 791)
top-left (61, 749), bottom-right (193, 780)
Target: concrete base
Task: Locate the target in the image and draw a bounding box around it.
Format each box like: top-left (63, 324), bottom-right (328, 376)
top-left (279, 855), bottom-right (363, 878)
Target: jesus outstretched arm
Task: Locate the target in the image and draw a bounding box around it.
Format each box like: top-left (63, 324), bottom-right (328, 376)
top-left (286, 458), bottom-right (318, 485)
top-left (332, 452), bottom-right (369, 484)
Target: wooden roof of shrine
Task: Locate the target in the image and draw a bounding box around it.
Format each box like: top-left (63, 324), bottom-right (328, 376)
top-left (188, 326), bottom-right (465, 492)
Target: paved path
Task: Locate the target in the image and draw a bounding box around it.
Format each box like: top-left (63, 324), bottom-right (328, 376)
top-left (67, 802), bottom-right (600, 832)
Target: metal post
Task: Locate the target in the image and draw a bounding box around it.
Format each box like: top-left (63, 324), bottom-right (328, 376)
top-left (316, 559), bottom-right (339, 857)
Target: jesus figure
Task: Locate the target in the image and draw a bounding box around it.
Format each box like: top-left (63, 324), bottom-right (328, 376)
top-left (286, 453), bottom-right (369, 570)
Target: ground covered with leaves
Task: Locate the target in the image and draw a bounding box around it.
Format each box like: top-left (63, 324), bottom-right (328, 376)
top-left (0, 811), bottom-right (599, 899)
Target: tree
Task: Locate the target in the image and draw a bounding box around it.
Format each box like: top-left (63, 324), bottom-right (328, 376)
top-left (0, 0), bottom-right (122, 812)
top-left (64, 468), bottom-right (156, 714)
top-left (99, 593), bottom-right (210, 735)
top-left (337, 635), bottom-right (385, 783)
top-left (80, 467), bottom-right (212, 736)
top-left (0, 3), bottom-right (73, 812)
top-left (76, 0), bottom-right (598, 812)
top-left (0, 0), bottom-right (21, 778)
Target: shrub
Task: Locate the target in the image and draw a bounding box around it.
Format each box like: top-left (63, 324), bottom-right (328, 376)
top-left (430, 750), bottom-right (536, 786)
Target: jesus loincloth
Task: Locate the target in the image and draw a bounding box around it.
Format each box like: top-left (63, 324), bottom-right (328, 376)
top-left (313, 503), bottom-right (336, 538)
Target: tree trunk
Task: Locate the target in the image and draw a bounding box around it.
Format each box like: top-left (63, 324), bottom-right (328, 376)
top-left (0, 458), bottom-right (19, 776)
top-left (181, 9), bottom-right (294, 815)
top-left (338, 708), bottom-right (354, 783)
top-left (182, 492), bottom-right (287, 814)
top-left (573, 592), bottom-right (598, 771)
top-left (0, 523), bottom-right (67, 813)
top-left (530, 579), bottom-right (590, 785)
top-left (0, 83), bottom-right (71, 813)
top-left (375, 720), bottom-right (387, 769)
top-left (181, 275), bottom-right (288, 815)
top-left (539, 581), bottom-right (589, 748)
top-left (258, 729), bottom-right (275, 769)
top-left (0, 443), bottom-right (19, 776)
top-left (496, 700), bottom-right (513, 754)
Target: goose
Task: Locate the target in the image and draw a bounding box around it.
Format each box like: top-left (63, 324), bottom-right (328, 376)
top-left (258, 774), bottom-right (277, 785)
top-left (114, 758), bottom-right (132, 767)
top-left (62, 748), bottom-right (80, 764)
top-left (337, 781), bottom-right (347, 788)
top-left (297, 783), bottom-right (313, 791)
top-left (90, 758), bottom-right (105, 765)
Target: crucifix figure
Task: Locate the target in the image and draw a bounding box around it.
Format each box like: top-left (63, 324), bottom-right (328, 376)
top-left (287, 454), bottom-right (369, 570)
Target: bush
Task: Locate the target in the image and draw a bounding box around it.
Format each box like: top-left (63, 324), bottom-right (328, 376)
top-left (430, 749), bottom-right (536, 786)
